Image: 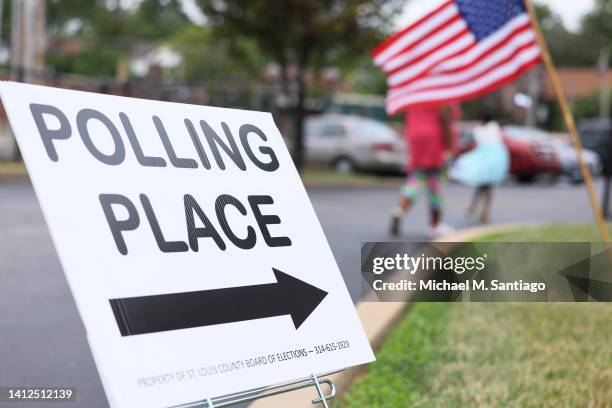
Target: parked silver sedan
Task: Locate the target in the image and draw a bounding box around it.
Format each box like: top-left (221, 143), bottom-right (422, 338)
top-left (305, 114), bottom-right (407, 173)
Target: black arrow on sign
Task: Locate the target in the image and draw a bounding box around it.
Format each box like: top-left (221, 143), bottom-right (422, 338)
top-left (109, 268), bottom-right (328, 336)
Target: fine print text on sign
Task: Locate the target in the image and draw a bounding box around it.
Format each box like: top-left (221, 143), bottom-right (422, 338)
top-left (0, 82), bottom-right (374, 408)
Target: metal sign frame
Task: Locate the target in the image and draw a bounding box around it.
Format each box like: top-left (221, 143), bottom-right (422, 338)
top-left (172, 371), bottom-right (342, 407)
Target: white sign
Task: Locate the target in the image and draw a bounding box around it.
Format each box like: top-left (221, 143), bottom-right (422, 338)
top-left (0, 82), bottom-right (374, 408)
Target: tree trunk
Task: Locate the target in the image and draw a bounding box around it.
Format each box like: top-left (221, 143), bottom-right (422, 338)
top-left (292, 45), bottom-right (310, 172)
top-left (293, 68), bottom-right (306, 171)
top-left (279, 62), bottom-right (290, 101)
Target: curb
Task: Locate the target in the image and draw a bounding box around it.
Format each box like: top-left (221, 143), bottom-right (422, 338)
top-left (303, 179), bottom-right (402, 189)
top-left (249, 222), bottom-right (539, 408)
top-left (433, 222), bottom-right (541, 243)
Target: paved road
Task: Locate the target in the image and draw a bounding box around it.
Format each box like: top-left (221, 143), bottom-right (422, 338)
top-left (310, 180), bottom-right (597, 301)
top-left (0, 179), bottom-right (598, 407)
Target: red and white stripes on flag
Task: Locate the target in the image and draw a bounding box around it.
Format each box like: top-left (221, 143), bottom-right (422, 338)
top-left (372, 0), bottom-right (542, 114)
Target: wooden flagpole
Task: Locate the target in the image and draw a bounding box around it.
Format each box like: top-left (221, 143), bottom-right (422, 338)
top-left (525, 0), bottom-right (610, 243)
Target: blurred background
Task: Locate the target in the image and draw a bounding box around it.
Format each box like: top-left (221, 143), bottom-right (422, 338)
top-left (0, 0), bottom-right (610, 179)
top-left (1, 1), bottom-right (612, 407)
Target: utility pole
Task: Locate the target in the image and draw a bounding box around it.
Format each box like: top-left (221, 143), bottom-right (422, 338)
top-left (8, 0), bottom-right (46, 161)
top-left (10, 0), bottom-right (22, 81)
top-left (24, 0), bottom-right (36, 82)
top-left (11, 0), bottom-right (46, 83)
top-left (32, 0), bottom-right (46, 82)
top-left (9, 0), bottom-right (23, 161)
top-left (0, 0), bottom-right (5, 51)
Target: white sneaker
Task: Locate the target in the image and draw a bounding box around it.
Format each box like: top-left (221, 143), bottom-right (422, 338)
top-left (427, 223), bottom-right (455, 239)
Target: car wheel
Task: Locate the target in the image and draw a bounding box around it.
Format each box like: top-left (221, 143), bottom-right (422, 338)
top-left (569, 169), bottom-right (584, 184)
top-left (517, 174), bottom-right (536, 184)
top-left (334, 157), bottom-right (355, 174)
top-left (547, 173), bottom-right (561, 185)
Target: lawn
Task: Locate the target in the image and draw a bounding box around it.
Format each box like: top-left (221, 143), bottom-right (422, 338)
top-left (0, 161), bottom-right (26, 177)
top-left (475, 222), bottom-right (612, 243)
top-left (337, 224), bottom-right (612, 408)
top-left (300, 168), bottom-right (402, 187)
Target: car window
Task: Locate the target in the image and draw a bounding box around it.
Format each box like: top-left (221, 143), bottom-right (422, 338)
top-left (355, 120), bottom-right (397, 140)
top-left (320, 123), bottom-right (346, 137)
top-left (305, 121), bottom-right (346, 137)
top-left (581, 128), bottom-right (608, 148)
top-left (579, 120), bottom-right (611, 134)
top-left (305, 121), bottom-right (323, 135)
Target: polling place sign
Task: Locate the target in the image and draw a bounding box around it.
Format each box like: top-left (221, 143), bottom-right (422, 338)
top-left (0, 82), bottom-right (374, 407)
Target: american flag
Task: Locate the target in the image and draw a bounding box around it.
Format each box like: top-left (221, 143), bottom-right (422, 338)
top-left (372, 0), bottom-right (542, 114)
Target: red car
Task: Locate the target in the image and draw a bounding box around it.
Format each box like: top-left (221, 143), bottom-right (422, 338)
top-left (458, 123), bottom-right (560, 183)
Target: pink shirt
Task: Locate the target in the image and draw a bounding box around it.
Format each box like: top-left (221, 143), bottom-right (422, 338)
top-left (404, 105), bottom-right (459, 171)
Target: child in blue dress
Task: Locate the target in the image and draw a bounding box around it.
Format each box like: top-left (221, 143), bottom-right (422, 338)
top-left (449, 112), bottom-right (509, 223)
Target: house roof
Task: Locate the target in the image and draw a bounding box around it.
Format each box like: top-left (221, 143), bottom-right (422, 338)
top-left (544, 68), bottom-right (612, 100)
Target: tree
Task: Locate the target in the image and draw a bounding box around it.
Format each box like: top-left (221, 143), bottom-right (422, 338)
top-left (534, 4), bottom-right (593, 66)
top-left (580, 0), bottom-right (612, 64)
top-left (42, 0), bottom-right (192, 77)
top-left (168, 25), bottom-right (263, 83)
top-left (195, 0), bottom-right (402, 170)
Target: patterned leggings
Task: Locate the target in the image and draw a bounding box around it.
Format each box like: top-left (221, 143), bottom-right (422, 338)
top-left (401, 169), bottom-right (444, 210)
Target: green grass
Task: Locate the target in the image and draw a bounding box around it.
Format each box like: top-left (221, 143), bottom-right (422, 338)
top-left (1, 162), bottom-right (402, 186)
top-left (0, 161), bottom-right (26, 176)
top-left (300, 168), bottom-right (401, 187)
top-left (337, 224), bottom-right (612, 408)
top-left (475, 222), bottom-right (612, 242)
